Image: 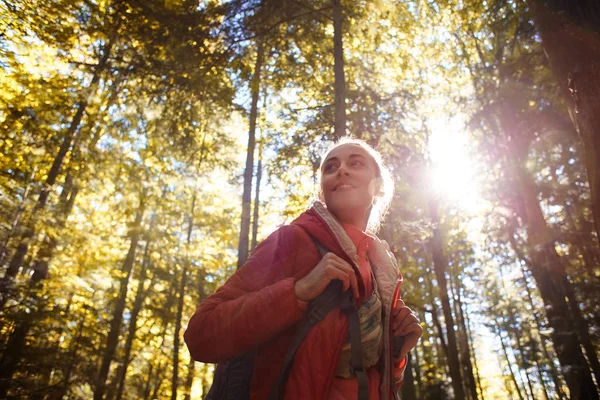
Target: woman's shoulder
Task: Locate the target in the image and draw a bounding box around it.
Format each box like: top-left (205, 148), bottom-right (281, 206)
top-left (252, 223), bottom-right (313, 255)
top-left (236, 223), bottom-right (318, 282)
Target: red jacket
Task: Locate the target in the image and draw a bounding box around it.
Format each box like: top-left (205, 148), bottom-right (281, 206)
top-left (184, 203), bottom-right (404, 399)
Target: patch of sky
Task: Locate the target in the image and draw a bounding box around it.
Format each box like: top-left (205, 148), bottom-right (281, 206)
top-left (406, 1), bottom-right (419, 16)
top-left (97, 132), bottom-right (119, 150)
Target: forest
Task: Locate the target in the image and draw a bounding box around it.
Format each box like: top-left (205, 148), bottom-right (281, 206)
top-left (1, 0), bottom-right (599, 399)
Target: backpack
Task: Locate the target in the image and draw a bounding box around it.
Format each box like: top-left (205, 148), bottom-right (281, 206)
top-left (205, 240), bottom-right (369, 400)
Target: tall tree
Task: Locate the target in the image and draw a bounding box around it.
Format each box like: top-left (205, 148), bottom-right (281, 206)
top-left (251, 139), bottom-right (264, 251)
top-left (94, 191), bottom-right (146, 400)
top-left (237, 41), bottom-right (265, 267)
top-left (428, 197), bottom-right (466, 400)
top-left (527, 0), bottom-right (600, 242)
top-left (332, 0), bottom-right (347, 138)
top-left (171, 190), bottom-right (196, 400)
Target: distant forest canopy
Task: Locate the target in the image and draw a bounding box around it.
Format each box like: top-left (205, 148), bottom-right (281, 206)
top-left (1, 0), bottom-right (599, 399)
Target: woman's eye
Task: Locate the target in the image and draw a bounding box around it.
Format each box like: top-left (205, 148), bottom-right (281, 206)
top-left (323, 163), bottom-right (337, 173)
top-left (350, 160), bottom-right (364, 167)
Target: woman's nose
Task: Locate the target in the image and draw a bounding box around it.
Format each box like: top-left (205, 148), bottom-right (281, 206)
top-left (337, 164), bottom-right (350, 176)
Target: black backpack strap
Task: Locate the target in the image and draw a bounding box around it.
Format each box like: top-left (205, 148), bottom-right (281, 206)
top-left (341, 293), bottom-right (369, 400)
top-left (311, 237), bottom-right (328, 257)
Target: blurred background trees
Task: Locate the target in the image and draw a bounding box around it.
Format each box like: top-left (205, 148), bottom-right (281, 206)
top-left (1, 0), bottom-right (599, 398)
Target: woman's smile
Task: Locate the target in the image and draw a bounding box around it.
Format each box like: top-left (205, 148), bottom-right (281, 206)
top-left (333, 182), bottom-right (355, 191)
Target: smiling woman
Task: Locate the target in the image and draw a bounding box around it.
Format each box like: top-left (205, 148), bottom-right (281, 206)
top-left (185, 136), bottom-right (422, 400)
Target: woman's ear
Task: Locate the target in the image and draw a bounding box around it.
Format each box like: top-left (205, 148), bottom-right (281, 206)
top-left (374, 177), bottom-right (385, 197)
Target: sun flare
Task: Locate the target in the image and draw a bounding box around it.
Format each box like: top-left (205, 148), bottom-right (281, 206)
top-left (428, 119), bottom-right (482, 211)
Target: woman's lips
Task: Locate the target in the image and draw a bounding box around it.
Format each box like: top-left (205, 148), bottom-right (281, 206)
top-left (334, 183), bottom-right (354, 191)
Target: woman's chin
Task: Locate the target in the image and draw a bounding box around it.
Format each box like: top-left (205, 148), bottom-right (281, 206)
top-left (326, 203), bottom-right (370, 225)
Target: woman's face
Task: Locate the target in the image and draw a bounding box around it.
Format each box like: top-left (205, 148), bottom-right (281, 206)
top-left (320, 143), bottom-right (379, 229)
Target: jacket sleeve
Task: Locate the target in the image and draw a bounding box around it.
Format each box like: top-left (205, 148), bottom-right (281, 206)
top-left (184, 225), bottom-right (308, 363)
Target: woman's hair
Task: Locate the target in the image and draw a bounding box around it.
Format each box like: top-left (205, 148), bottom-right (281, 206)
top-left (318, 136), bottom-right (395, 233)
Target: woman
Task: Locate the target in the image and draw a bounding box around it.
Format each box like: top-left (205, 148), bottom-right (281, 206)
top-left (184, 137), bottom-right (423, 399)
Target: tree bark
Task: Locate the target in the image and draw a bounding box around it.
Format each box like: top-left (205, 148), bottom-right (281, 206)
top-left (114, 233), bottom-right (153, 400)
top-left (452, 274), bottom-right (479, 400)
top-left (171, 264), bottom-right (189, 400)
top-left (237, 41), bottom-right (264, 268)
top-left (175, 190), bottom-right (196, 400)
top-left (425, 273), bottom-right (449, 373)
top-left (332, 0), bottom-right (346, 138)
top-left (527, 0), bottom-right (600, 245)
top-left (94, 194), bottom-right (146, 400)
top-left (462, 294), bottom-right (485, 400)
top-left (183, 358), bottom-right (195, 400)
top-left (251, 139), bottom-right (263, 251)
top-left (428, 198), bottom-right (466, 400)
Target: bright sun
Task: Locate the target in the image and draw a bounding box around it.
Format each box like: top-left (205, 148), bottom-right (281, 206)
top-left (428, 118), bottom-right (482, 212)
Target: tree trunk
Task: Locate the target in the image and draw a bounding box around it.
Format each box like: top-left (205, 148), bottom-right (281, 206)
top-left (51, 313), bottom-right (86, 400)
top-left (412, 332), bottom-right (423, 396)
top-left (462, 294), bottom-right (485, 400)
top-left (400, 355), bottom-right (417, 400)
top-left (509, 231), bottom-right (566, 399)
top-left (171, 264), bottom-right (188, 400)
top-left (94, 194), bottom-right (146, 400)
top-left (497, 325), bottom-right (526, 400)
top-left (497, 263), bottom-right (540, 400)
top-left (332, 0), bottom-right (346, 138)
top-left (144, 293), bottom-right (173, 400)
top-left (114, 234), bottom-right (154, 400)
top-left (513, 162), bottom-right (598, 399)
top-left (237, 41), bottom-right (264, 268)
top-left (421, 274), bottom-right (450, 375)
top-left (30, 184), bottom-right (79, 283)
top-left (453, 274), bottom-right (479, 400)
top-left (425, 273), bottom-right (450, 377)
top-left (174, 190), bottom-right (196, 400)
top-left (563, 278), bottom-right (600, 391)
top-left (28, 86), bottom-right (115, 284)
top-left (143, 362), bottom-right (155, 400)
top-left (150, 360), bottom-right (168, 400)
top-left (528, 0), bottom-right (600, 244)
top-left (0, 179), bottom-right (79, 397)
top-left (0, 316), bottom-right (32, 397)
top-left (183, 358), bottom-right (195, 400)
top-left (251, 139), bottom-right (263, 252)
top-left (428, 198), bottom-right (466, 400)
top-left (0, 168), bottom-right (35, 267)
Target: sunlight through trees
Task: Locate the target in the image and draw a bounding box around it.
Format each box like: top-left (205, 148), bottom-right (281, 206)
top-left (1, 0), bottom-right (599, 399)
